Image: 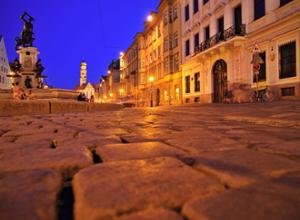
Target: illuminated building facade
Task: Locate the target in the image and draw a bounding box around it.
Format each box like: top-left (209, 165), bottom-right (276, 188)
top-left (181, 0), bottom-right (300, 103)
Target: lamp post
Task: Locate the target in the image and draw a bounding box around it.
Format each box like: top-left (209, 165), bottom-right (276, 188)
top-left (149, 76), bottom-right (154, 107)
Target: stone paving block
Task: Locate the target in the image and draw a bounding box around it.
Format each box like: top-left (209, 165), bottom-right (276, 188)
top-left (0, 169), bottom-right (62, 220)
top-left (73, 157), bottom-right (224, 220)
top-left (182, 172), bottom-right (300, 220)
top-left (96, 142), bottom-right (187, 162)
top-left (0, 146), bottom-right (92, 179)
top-left (166, 135), bottom-right (246, 155)
top-left (254, 140), bottom-right (300, 157)
top-left (116, 208), bottom-right (184, 220)
top-left (193, 149), bottom-right (300, 187)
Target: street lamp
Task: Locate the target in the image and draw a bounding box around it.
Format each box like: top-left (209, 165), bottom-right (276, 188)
top-left (147, 15), bottom-right (153, 22)
top-left (149, 76), bottom-right (154, 107)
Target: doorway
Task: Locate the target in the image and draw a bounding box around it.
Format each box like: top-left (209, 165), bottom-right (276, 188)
top-left (212, 59), bottom-right (228, 103)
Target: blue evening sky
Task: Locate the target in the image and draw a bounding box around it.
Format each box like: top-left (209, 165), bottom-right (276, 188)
top-left (0, 0), bottom-right (158, 89)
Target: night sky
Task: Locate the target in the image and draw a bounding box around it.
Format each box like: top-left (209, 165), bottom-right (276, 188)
top-left (0, 0), bottom-right (158, 89)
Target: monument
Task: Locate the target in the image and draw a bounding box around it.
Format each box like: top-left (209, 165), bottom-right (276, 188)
top-left (8, 12), bottom-right (46, 89)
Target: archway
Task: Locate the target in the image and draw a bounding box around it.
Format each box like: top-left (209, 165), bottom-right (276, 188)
top-left (212, 59), bottom-right (228, 103)
top-left (156, 89), bottom-right (160, 106)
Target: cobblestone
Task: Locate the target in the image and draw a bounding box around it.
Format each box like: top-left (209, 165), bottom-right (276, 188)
top-left (0, 100), bottom-right (299, 219)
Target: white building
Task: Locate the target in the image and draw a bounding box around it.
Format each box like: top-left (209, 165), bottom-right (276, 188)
top-left (181, 0), bottom-right (300, 103)
top-left (0, 36), bottom-right (11, 89)
top-left (75, 61), bottom-right (95, 99)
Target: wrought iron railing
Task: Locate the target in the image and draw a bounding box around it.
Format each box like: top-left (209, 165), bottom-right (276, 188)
top-left (194, 24), bottom-right (246, 54)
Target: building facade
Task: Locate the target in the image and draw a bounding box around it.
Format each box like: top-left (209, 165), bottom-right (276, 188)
top-left (136, 0), bottom-right (183, 107)
top-left (75, 61), bottom-right (95, 99)
top-left (107, 59), bottom-right (121, 101)
top-left (0, 36), bottom-right (11, 89)
top-left (181, 0), bottom-right (300, 103)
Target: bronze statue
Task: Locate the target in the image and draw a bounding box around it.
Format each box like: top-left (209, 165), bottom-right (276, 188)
top-left (10, 58), bottom-right (22, 73)
top-left (35, 59), bottom-right (45, 76)
top-left (15, 12), bottom-right (35, 49)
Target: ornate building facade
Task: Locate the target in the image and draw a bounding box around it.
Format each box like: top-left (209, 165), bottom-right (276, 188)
top-left (120, 0), bottom-right (183, 107)
top-left (181, 0), bottom-right (300, 103)
top-left (0, 36), bottom-right (11, 89)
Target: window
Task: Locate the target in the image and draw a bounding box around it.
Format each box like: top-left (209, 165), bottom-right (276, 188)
top-left (185, 4), bottom-right (190, 21)
top-left (173, 32), bottom-right (179, 48)
top-left (164, 57), bottom-right (169, 73)
top-left (173, 5), bottom-right (178, 21)
top-left (174, 53), bottom-right (179, 72)
top-left (193, 0), bottom-right (199, 14)
top-left (185, 39), bottom-right (190, 56)
top-left (281, 87), bottom-right (295, 96)
top-left (194, 33), bottom-right (199, 51)
top-left (203, 0), bottom-right (209, 4)
top-left (185, 76), bottom-right (190, 93)
top-left (218, 16), bottom-right (224, 33)
top-left (254, 0), bottom-right (265, 20)
top-left (170, 56), bottom-right (174, 73)
top-left (194, 72), bottom-right (200, 92)
top-left (164, 36), bottom-right (169, 52)
top-left (169, 8), bottom-right (173, 23)
top-left (279, 41), bottom-right (296, 79)
top-left (253, 51), bottom-right (266, 82)
top-left (169, 36), bottom-right (173, 50)
top-left (234, 5), bottom-right (242, 34)
top-left (164, 13), bottom-right (168, 26)
top-left (280, 0), bottom-right (293, 7)
top-left (204, 26), bottom-right (210, 41)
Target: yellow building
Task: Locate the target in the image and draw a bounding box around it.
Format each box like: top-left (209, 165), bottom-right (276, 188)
top-left (134, 0), bottom-right (183, 107)
top-left (181, 0), bottom-right (300, 103)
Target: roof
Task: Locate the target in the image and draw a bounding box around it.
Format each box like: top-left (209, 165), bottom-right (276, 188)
top-left (75, 82), bottom-right (98, 91)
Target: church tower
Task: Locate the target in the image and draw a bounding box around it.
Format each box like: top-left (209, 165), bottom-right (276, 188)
top-left (80, 61), bottom-right (87, 86)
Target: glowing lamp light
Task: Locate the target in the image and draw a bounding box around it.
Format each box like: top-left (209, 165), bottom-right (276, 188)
top-left (147, 15), bottom-right (153, 22)
top-left (109, 93), bottom-right (113, 97)
top-left (120, 51), bottom-right (124, 56)
top-left (149, 76), bottom-right (154, 83)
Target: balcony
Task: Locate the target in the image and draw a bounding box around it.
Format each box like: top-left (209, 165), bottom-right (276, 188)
top-left (194, 24), bottom-right (246, 54)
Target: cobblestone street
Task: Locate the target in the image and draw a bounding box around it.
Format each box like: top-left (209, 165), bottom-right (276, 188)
top-left (1, 101), bottom-right (300, 220)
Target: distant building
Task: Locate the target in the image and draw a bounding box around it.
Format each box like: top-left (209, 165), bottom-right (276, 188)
top-left (107, 59), bottom-right (121, 100)
top-left (0, 36), bottom-right (11, 89)
top-left (75, 61), bottom-right (95, 99)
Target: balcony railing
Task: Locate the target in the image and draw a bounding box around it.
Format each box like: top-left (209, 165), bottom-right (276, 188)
top-left (194, 24), bottom-right (246, 54)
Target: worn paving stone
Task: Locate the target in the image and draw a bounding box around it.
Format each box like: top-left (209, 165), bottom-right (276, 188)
top-left (182, 172), bottom-right (300, 220)
top-left (193, 149), bottom-right (300, 187)
top-left (116, 208), bottom-right (184, 220)
top-left (96, 142), bottom-right (187, 162)
top-left (73, 157), bottom-right (224, 220)
top-left (254, 140), bottom-right (300, 158)
top-left (166, 133), bottom-right (246, 155)
top-left (0, 146), bottom-right (92, 179)
top-left (0, 169), bottom-right (62, 220)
